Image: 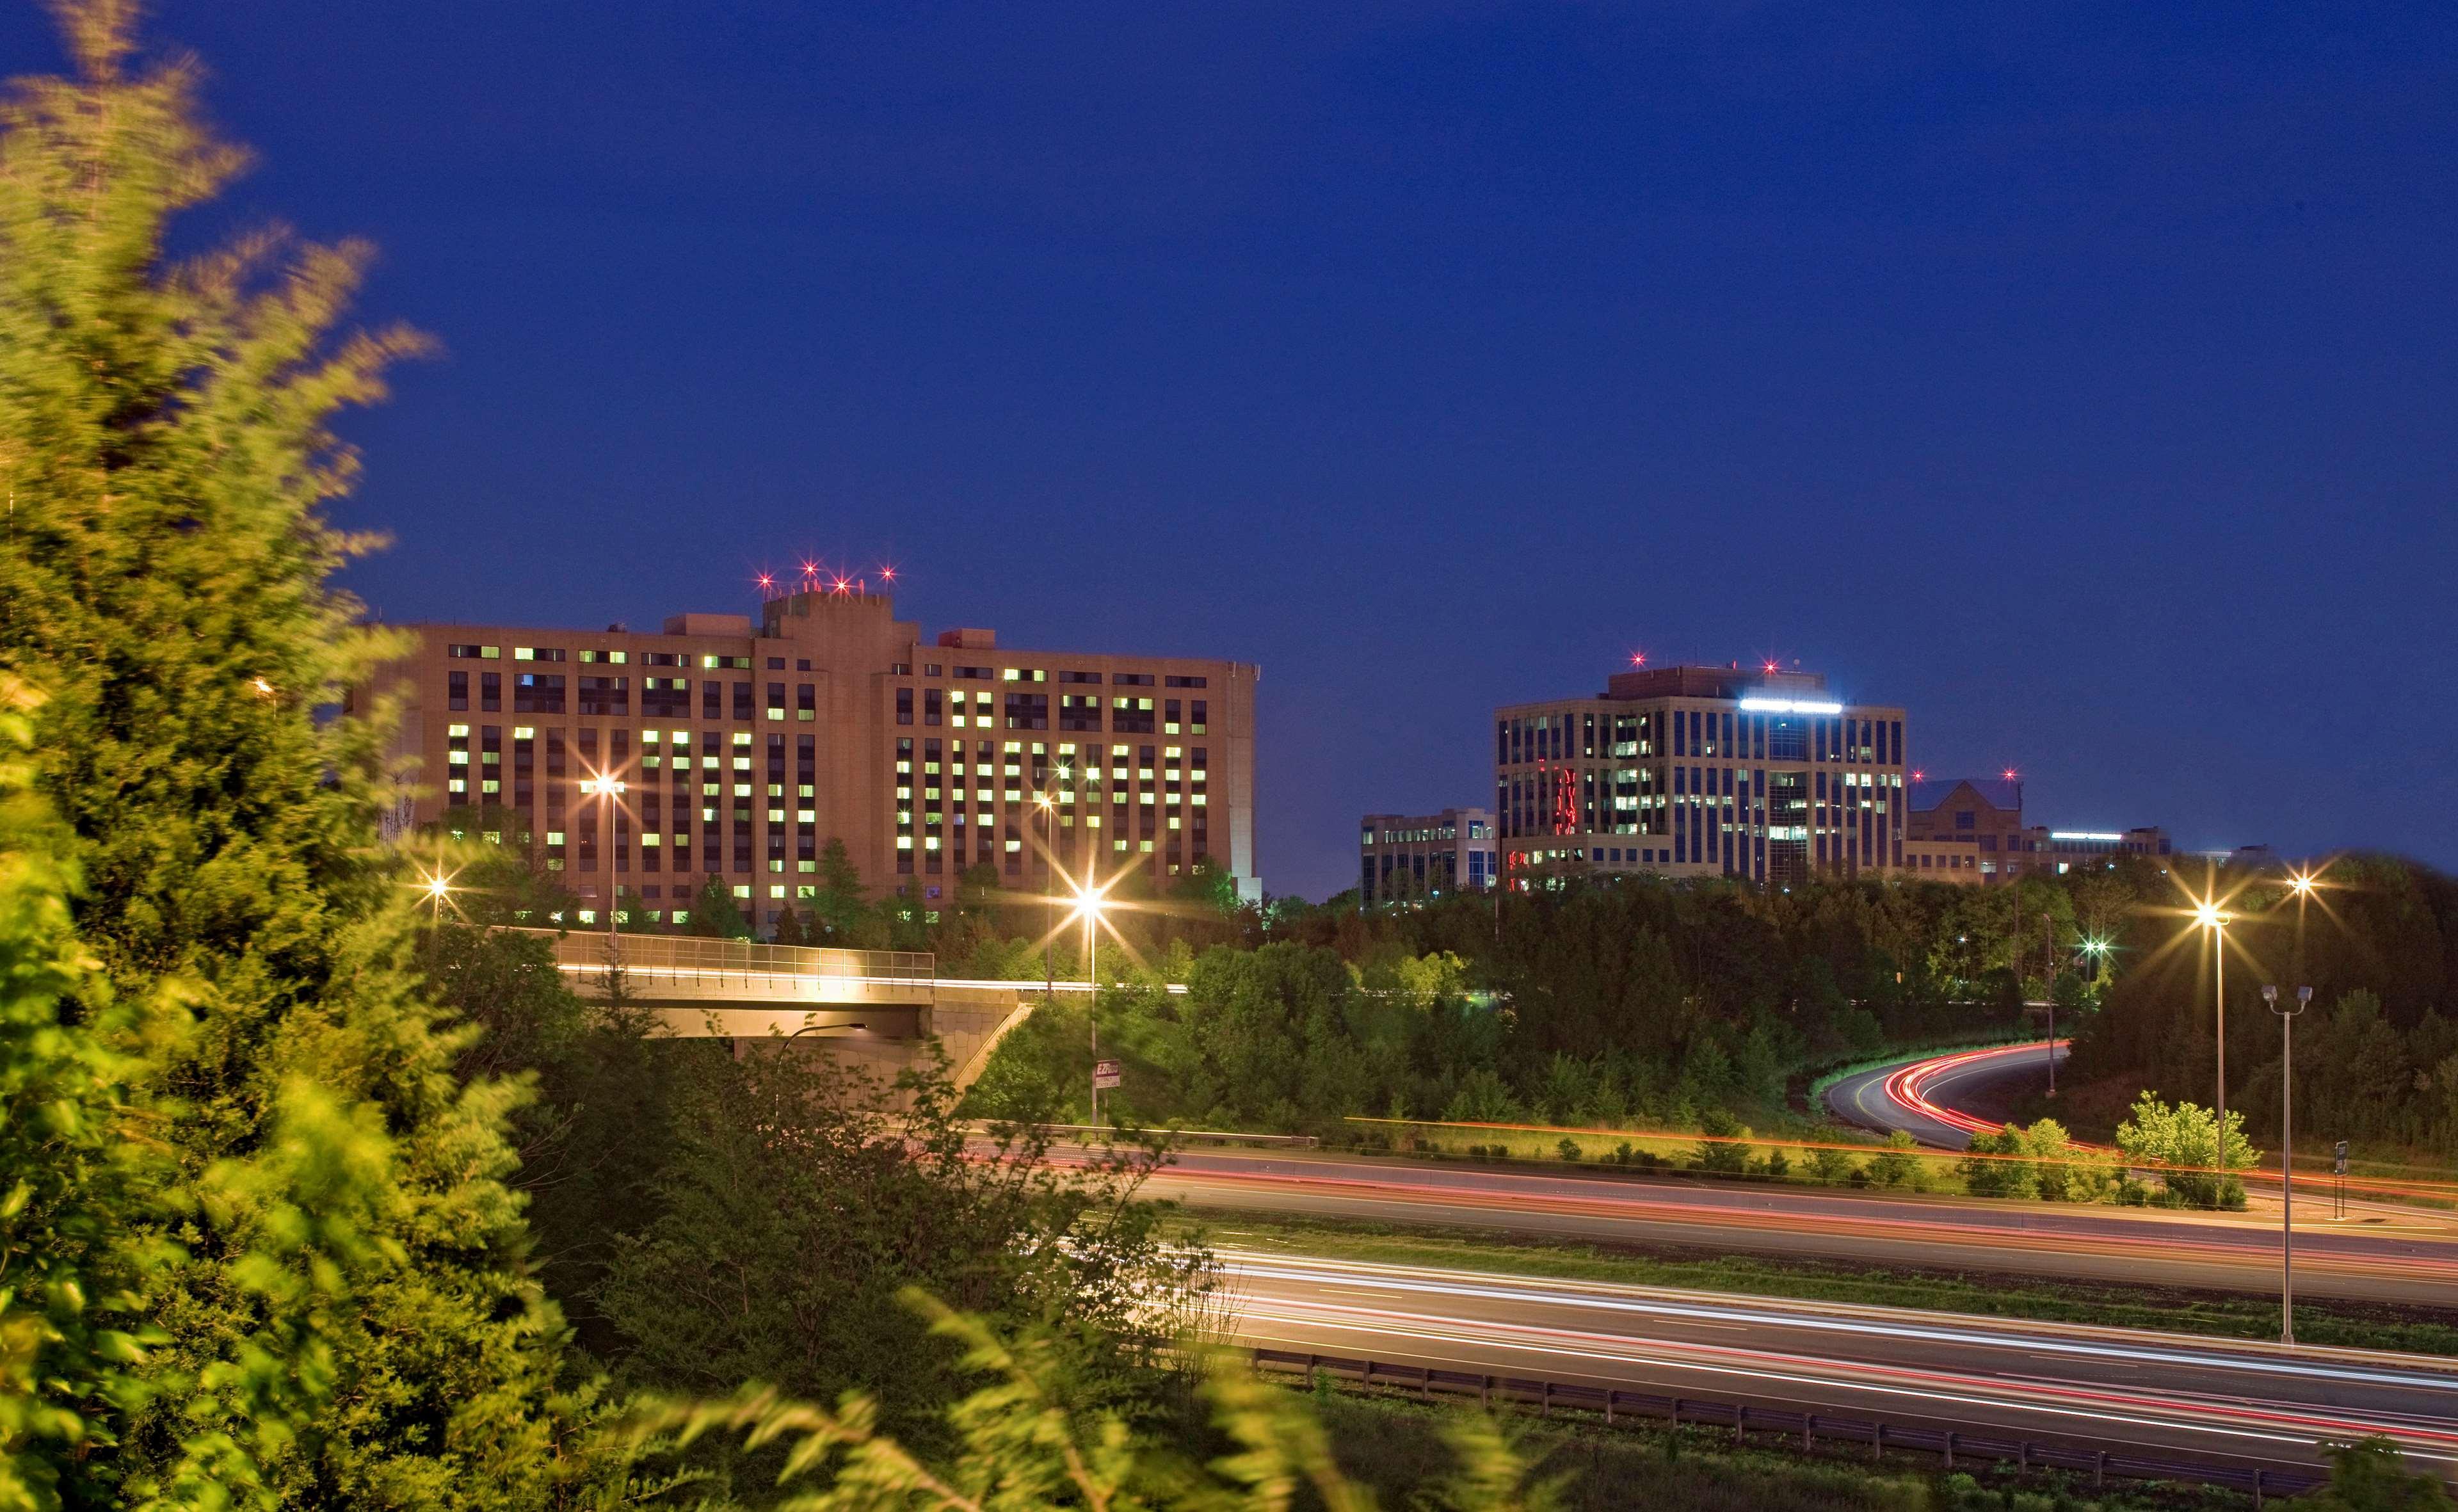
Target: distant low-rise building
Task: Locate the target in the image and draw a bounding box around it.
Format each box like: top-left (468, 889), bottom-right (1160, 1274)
top-left (1901, 836), bottom-right (1985, 884)
top-left (1908, 776), bottom-right (2168, 882)
top-left (1360, 808), bottom-right (1495, 903)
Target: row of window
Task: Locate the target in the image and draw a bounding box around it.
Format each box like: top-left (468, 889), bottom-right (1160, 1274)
top-left (448, 643), bottom-right (757, 670)
top-left (1499, 707), bottom-right (1900, 768)
top-left (892, 688), bottom-right (1208, 735)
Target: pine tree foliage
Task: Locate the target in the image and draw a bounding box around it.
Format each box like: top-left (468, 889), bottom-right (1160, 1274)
top-left (626, 1294), bottom-right (1561, 1512)
top-left (0, 6), bottom-right (564, 1505)
top-left (0, 677), bottom-right (165, 1512)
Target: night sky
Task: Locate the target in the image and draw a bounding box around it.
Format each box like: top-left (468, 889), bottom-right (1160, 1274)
top-left (10, 3), bottom-right (2454, 897)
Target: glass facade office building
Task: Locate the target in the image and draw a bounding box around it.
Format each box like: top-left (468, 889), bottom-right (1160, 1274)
top-left (1494, 664), bottom-right (1907, 889)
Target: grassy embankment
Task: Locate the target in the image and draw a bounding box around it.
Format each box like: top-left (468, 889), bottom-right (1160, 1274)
top-left (1310, 1387), bottom-right (2257, 1512)
top-left (1201, 1212), bottom-right (2458, 1357)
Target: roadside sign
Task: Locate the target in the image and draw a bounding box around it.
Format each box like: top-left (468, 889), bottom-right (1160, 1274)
top-left (1092, 1059), bottom-right (1122, 1090)
top-left (2333, 1140), bottom-right (2349, 1177)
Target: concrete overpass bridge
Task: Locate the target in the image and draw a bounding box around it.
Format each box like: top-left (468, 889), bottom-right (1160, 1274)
top-left (509, 928), bottom-right (1150, 1091)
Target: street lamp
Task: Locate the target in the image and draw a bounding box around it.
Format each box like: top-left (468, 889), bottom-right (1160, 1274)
top-left (2195, 899), bottom-right (2232, 1182)
top-left (1069, 876), bottom-right (1113, 1125)
top-left (579, 771), bottom-right (629, 942)
top-left (1035, 792), bottom-right (1056, 1006)
top-left (2264, 983), bottom-right (2312, 1345)
top-left (414, 865), bottom-right (457, 919)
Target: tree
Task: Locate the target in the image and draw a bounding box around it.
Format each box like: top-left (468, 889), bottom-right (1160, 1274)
top-left (2302, 1436), bottom-right (2455, 1511)
top-left (811, 837), bottom-right (868, 942)
top-left (0, 679), bottom-right (167, 1512)
top-left (627, 1296), bottom-right (1561, 1512)
top-left (770, 905), bottom-right (810, 947)
top-left (683, 873), bottom-right (752, 939)
top-left (0, 10), bottom-right (563, 1502)
top-left (596, 1044), bottom-right (1216, 1444)
top-left (2116, 1093), bottom-right (2255, 1209)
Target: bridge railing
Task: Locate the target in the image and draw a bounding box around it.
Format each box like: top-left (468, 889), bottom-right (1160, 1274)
top-left (509, 928), bottom-right (935, 1002)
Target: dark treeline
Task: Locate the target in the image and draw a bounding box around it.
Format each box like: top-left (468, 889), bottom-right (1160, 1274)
top-left (969, 864), bottom-right (2157, 1135)
top-left (2073, 854), bottom-right (2458, 1159)
top-left (976, 854), bottom-right (2458, 1161)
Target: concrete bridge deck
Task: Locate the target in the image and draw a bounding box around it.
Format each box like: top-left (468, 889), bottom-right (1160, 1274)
top-left (510, 927), bottom-right (1126, 1090)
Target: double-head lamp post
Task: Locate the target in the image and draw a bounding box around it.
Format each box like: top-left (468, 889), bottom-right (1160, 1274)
top-left (2263, 983), bottom-right (2313, 1346)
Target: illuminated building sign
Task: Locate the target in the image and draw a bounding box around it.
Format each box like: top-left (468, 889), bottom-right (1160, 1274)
top-left (1737, 696), bottom-right (1845, 716)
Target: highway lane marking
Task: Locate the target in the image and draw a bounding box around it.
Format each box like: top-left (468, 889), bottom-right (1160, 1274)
top-left (1164, 1175), bottom-right (2458, 1285)
top-left (1225, 1257), bottom-right (2458, 1395)
top-left (1228, 1308), bottom-right (2458, 1465)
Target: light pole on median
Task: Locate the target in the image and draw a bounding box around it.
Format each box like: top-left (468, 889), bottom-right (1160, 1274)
top-left (2265, 983), bottom-right (2311, 1346)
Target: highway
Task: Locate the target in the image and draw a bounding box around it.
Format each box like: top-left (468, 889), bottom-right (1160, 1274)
top-left (1129, 1146), bottom-right (2458, 1305)
top-left (1219, 1248), bottom-right (2458, 1479)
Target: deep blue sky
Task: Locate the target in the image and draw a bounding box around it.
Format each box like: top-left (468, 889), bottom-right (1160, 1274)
top-left (11, 3), bottom-right (2454, 897)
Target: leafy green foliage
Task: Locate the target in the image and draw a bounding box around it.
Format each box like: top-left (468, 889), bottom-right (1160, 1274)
top-left (2114, 1095), bottom-right (2254, 1208)
top-left (594, 1040), bottom-right (1217, 1445)
top-left (625, 1293), bottom-right (1557, 1512)
top-left (2303, 1436), bottom-right (2455, 1511)
top-left (0, 8), bottom-right (565, 1504)
top-left (1960, 1119), bottom-right (2109, 1202)
top-left (0, 681), bottom-right (167, 1512)
top-left (686, 874), bottom-right (754, 939)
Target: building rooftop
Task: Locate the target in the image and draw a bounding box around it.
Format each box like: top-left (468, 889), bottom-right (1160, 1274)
top-left (1909, 776), bottom-right (2023, 814)
top-left (1601, 664), bottom-right (1831, 701)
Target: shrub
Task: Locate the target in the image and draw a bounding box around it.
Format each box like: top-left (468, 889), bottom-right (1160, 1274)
top-left (1557, 1138), bottom-right (1583, 1162)
top-left (1868, 1131), bottom-right (1921, 1188)
top-left (1693, 1107), bottom-right (1752, 1174)
top-left (1807, 1146), bottom-right (1858, 1185)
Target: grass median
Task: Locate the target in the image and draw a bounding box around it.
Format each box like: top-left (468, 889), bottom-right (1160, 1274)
top-left (1196, 1212), bottom-right (2458, 1356)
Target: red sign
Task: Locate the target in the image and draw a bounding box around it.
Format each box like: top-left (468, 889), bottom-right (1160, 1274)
top-left (1092, 1059), bottom-right (1122, 1090)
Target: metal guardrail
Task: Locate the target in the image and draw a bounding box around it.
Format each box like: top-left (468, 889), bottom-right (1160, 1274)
top-left (965, 1122), bottom-right (1319, 1148)
top-left (1251, 1349), bottom-right (2333, 1506)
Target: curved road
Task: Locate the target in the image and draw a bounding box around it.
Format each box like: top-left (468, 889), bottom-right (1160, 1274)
top-left (1223, 1249), bottom-right (2458, 1479)
top-left (1825, 1040), bottom-right (2068, 1149)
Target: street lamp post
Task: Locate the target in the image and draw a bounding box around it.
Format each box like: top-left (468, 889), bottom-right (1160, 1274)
top-left (579, 771), bottom-right (629, 943)
top-left (1036, 792), bottom-right (1056, 1007)
top-left (1072, 877), bottom-right (1111, 1127)
top-left (2196, 902), bottom-right (2231, 1193)
top-left (2264, 983), bottom-right (2312, 1345)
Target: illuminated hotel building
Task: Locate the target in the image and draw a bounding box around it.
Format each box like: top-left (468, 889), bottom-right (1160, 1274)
top-left (361, 587), bottom-right (1258, 932)
top-left (1494, 664), bottom-right (1907, 888)
top-left (1359, 807), bottom-right (1497, 904)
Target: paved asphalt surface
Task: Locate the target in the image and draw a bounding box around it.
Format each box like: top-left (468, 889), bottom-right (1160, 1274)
top-left (1134, 1145), bottom-right (2458, 1306)
top-left (1219, 1249), bottom-right (2458, 1477)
